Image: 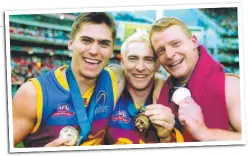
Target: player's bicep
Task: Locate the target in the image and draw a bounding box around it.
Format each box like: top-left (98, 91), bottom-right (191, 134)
top-left (225, 75), bottom-right (241, 132)
top-left (12, 81), bottom-right (37, 146)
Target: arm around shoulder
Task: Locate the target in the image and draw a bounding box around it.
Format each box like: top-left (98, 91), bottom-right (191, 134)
top-left (12, 81), bottom-right (37, 147)
top-left (107, 64), bottom-right (125, 107)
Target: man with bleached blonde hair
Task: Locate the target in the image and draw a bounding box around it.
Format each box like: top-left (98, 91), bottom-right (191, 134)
top-left (106, 31), bottom-right (183, 144)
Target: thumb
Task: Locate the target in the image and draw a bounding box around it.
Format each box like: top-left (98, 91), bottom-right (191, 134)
top-left (44, 137), bottom-right (70, 147)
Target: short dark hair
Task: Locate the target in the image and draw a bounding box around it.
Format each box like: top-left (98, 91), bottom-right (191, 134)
top-left (70, 12), bottom-right (116, 42)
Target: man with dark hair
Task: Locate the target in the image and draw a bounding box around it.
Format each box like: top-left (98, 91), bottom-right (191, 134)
top-left (12, 12), bottom-right (125, 147)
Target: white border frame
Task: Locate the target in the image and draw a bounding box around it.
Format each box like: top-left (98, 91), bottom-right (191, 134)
top-left (5, 2), bottom-right (246, 153)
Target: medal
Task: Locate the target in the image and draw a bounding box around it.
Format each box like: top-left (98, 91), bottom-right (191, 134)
top-left (59, 126), bottom-right (79, 146)
top-left (134, 106), bottom-right (151, 132)
top-left (172, 87), bottom-right (191, 105)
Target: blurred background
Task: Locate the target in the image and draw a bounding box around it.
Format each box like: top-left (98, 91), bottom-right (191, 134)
top-left (9, 7), bottom-right (239, 96)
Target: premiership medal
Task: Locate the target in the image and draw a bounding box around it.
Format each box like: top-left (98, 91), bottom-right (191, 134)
top-left (134, 106), bottom-right (151, 132)
top-left (59, 126), bottom-right (79, 146)
top-left (171, 87), bottom-right (191, 105)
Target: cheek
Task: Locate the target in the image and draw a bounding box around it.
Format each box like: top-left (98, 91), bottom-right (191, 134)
top-left (146, 64), bottom-right (156, 73)
top-left (124, 61), bottom-right (136, 70)
top-left (102, 48), bottom-right (113, 59)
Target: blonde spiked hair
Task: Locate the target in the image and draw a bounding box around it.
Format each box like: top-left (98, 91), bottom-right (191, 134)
top-left (121, 31), bottom-right (154, 59)
top-left (149, 17), bottom-right (192, 38)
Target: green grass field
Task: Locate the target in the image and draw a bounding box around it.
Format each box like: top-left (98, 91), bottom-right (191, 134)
top-left (16, 142), bottom-right (24, 148)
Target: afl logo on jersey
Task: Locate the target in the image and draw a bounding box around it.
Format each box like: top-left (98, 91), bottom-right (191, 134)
top-left (51, 104), bottom-right (75, 118)
top-left (95, 90), bottom-right (108, 115)
top-left (112, 110), bottom-right (131, 124)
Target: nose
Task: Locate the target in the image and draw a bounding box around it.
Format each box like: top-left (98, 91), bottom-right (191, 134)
top-left (88, 42), bottom-right (100, 55)
top-left (165, 46), bottom-right (176, 59)
top-left (136, 60), bottom-right (145, 71)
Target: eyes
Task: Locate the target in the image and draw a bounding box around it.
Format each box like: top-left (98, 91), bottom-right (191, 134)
top-left (155, 41), bottom-right (181, 56)
top-left (128, 56), bottom-right (155, 64)
top-left (81, 37), bottom-right (111, 48)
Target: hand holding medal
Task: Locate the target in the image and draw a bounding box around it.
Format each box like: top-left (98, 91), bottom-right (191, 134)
top-left (134, 106), bottom-right (151, 132)
top-left (171, 87), bottom-right (191, 105)
top-left (145, 101), bottom-right (175, 142)
top-left (59, 126), bottom-right (79, 146)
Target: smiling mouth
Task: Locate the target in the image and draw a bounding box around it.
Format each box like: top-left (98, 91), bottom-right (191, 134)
top-left (168, 59), bottom-right (184, 68)
top-left (83, 58), bottom-right (101, 65)
top-left (133, 74), bottom-right (147, 80)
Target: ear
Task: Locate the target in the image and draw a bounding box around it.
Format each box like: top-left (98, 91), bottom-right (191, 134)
top-left (68, 37), bottom-right (73, 51)
top-left (120, 57), bottom-right (125, 67)
top-left (191, 35), bottom-right (198, 50)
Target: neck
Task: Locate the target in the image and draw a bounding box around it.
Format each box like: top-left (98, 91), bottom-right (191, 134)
top-left (127, 82), bottom-right (154, 107)
top-left (173, 75), bottom-right (191, 86)
top-left (68, 67), bottom-right (97, 95)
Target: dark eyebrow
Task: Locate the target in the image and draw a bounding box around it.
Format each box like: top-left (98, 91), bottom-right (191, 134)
top-left (80, 36), bottom-right (112, 44)
top-left (80, 36), bottom-right (93, 40)
top-left (100, 39), bottom-right (112, 44)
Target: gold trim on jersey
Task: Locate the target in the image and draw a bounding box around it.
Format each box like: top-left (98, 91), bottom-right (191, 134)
top-left (29, 78), bottom-right (43, 134)
top-left (173, 128), bottom-right (184, 142)
top-left (225, 73), bottom-right (240, 79)
top-left (55, 65), bottom-right (69, 90)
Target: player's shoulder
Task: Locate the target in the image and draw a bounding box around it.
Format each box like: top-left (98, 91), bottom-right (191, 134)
top-left (225, 73), bottom-right (240, 88)
top-left (224, 73), bottom-right (240, 106)
top-left (15, 80), bottom-right (37, 97)
top-left (12, 80), bottom-right (38, 118)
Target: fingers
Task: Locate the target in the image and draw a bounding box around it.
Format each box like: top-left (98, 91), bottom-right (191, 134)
top-left (178, 113), bottom-right (186, 126)
top-left (151, 119), bottom-right (175, 130)
top-left (44, 137), bottom-right (70, 147)
top-left (149, 114), bottom-right (174, 123)
top-left (146, 104), bottom-right (164, 110)
top-left (145, 104), bottom-right (172, 116)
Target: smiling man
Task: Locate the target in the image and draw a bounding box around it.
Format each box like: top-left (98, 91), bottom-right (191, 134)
top-left (106, 31), bottom-right (182, 144)
top-left (12, 12), bottom-right (125, 147)
top-left (150, 17), bottom-right (241, 142)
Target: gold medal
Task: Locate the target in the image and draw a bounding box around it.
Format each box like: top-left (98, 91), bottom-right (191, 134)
top-left (59, 126), bottom-right (79, 146)
top-left (134, 113), bottom-right (150, 132)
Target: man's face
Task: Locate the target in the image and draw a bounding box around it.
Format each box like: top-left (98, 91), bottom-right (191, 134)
top-left (151, 25), bottom-right (198, 81)
top-left (122, 41), bottom-right (157, 90)
top-left (69, 23), bottom-right (114, 79)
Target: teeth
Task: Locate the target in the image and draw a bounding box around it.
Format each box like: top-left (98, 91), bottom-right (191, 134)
top-left (84, 58), bottom-right (100, 64)
top-left (170, 59), bottom-right (183, 67)
top-left (133, 74), bottom-right (146, 78)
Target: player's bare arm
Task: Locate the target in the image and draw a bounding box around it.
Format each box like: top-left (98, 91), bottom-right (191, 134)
top-left (12, 81), bottom-right (37, 147)
top-left (190, 75), bottom-right (241, 141)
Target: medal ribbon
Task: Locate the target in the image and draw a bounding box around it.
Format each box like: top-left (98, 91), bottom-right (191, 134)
top-left (66, 66), bottom-right (96, 145)
top-left (125, 89), bottom-right (153, 118)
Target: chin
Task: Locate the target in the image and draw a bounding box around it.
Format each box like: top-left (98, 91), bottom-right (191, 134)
top-left (81, 72), bottom-right (99, 80)
top-left (133, 84), bottom-right (149, 91)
